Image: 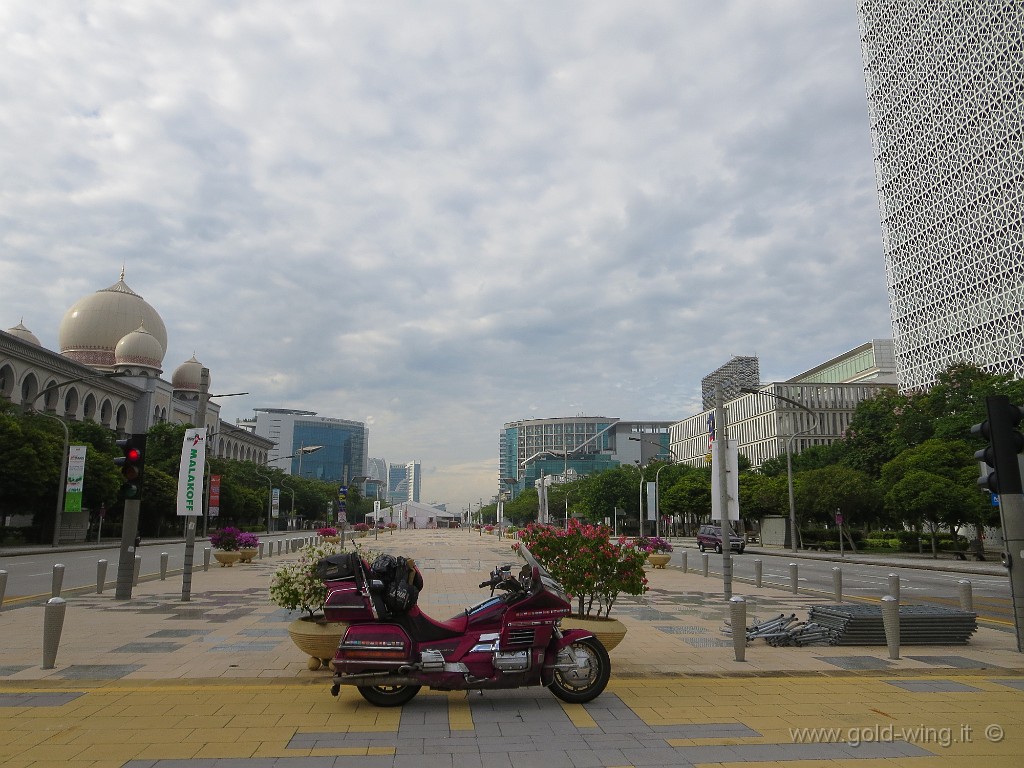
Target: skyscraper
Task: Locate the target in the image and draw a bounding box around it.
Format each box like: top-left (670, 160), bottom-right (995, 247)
top-left (858, 1), bottom-right (1024, 391)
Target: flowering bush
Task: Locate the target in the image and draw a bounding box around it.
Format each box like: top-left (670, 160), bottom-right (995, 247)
top-left (317, 526), bottom-right (338, 537)
top-left (209, 527), bottom-right (243, 551)
top-left (517, 521), bottom-right (648, 618)
top-left (636, 536), bottom-right (673, 554)
top-left (353, 523), bottom-right (370, 532)
top-left (269, 541), bottom-right (339, 618)
top-left (484, 525), bottom-right (495, 533)
top-left (386, 523), bottom-right (398, 529)
top-left (237, 531), bottom-right (260, 549)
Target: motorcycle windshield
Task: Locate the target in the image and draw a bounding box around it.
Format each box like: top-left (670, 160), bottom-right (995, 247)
top-left (518, 544), bottom-right (570, 603)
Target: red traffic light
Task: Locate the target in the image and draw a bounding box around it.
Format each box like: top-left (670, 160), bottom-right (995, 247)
top-left (125, 447), bottom-right (142, 463)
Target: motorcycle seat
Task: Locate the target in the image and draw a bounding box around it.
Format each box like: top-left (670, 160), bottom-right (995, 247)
top-left (397, 605), bottom-right (469, 642)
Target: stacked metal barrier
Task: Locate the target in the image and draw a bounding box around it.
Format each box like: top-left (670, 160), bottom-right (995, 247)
top-left (808, 604), bottom-right (978, 645)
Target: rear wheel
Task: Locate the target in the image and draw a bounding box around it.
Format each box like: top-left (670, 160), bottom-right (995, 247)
top-left (697, 542), bottom-right (705, 552)
top-left (357, 683), bottom-right (421, 707)
top-left (549, 637), bottom-right (610, 704)
top-left (714, 543), bottom-right (723, 554)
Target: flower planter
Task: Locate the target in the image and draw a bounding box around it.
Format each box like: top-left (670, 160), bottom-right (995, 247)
top-left (647, 553), bottom-right (671, 569)
top-left (213, 551), bottom-right (241, 567)
top-left (287, 617), bottom-right (348, 670)
top-left (238, 548), bottom-right (258, 563)
top-left (561, 616), bottom-right (627, 652)
top-left (322, 536), bottom-right (341, 545)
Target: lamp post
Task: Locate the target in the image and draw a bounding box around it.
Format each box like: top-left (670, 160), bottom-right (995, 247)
top-left (740, 386), bottom-right (819, 553)
top-left (254, 469), bottom-right (274, 534)
top-left (296, 443), bottom-right (324, 478)
top-left (28, 371), bottom-right (127, 546)
top-left (628, 436), bottom-right (678, 539)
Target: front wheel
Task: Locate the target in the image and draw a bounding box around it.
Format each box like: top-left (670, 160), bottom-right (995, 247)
top-left (357, 683), bottom-right (421, 707)
top-left (714, 543), bottom-right (723, 554)
top-left (549, 636), bottom-right (611, 704)
top-left (697, 542), bottom-right (705, 552)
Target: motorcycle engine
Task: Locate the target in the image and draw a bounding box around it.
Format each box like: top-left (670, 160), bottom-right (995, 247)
top-left (492, 651), bottom-right (530, 672)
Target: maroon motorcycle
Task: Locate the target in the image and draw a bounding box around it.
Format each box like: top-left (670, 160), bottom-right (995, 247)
top-left (322, 545), bottom-right (610, 707)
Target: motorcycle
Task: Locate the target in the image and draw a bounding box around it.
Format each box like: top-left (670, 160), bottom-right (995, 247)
top-left (322, 544), bottom-right (611, 707)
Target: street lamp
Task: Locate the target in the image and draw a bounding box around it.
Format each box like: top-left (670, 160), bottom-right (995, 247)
top-left (296, 444), bottom-right (324, 477)
top-left (28, 371), bottom-right (128, 546)
top-left (628, 436), bottom-right (679, 539)
top-left (254, 469), bottom-right (274, 533)
top-left (740, 386), bottom-right (819, 553)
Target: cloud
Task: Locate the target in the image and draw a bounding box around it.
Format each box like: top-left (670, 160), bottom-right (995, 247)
top-left (0, 1), bottom-right (890, 509)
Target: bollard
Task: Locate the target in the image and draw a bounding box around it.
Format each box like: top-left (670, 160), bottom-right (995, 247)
top-left (881, 594), bottom-right (900, 659)
top-left (958, 579), bottom-right (974, 613)
top-left (42, 597), bottom-right (67, 669)
top-left (832, 567), bottom-right (843, 602)
top-left (203, 547), bottom-right (211, 571)
top-left (701, 553), bottom-right (709, 577)
top-left (729, 596), bottom-right (747, 662)
top-left (754, 559), bottom-right (763, 588)
top-left (160, 552), bottom-right (169, 580)
top-left (680, 550), bottom-right (688, 573)
top-left (788, 563), bottom-right (798, 594)
top-left (277, 540), bottom-right (283, 556)
top-left (0, 569), bottom-right (7, 611)
top-left (258, 542), bottom-right (265, 560)
top-left (133, 555), bottom-right (142, 586)
top-left (96, 560), bottom-right (108, 594)
top-left (51, 564), bottom-right (65, 598)
top-left (887, 573), bottom-right (900, 603)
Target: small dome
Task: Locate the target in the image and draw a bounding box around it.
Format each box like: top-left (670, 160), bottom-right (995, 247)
top-left (114, 323), bottom-right (164, 372)
top-left (59, 271), bottom-right (167, 368)
top-left (172, 355), bottom-right (206, 392)
top-left (7, 320), bottom-right (41, 346)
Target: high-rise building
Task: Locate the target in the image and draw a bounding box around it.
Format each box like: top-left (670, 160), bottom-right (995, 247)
top-left (857, 1), bottom-right (1024, 391)
top-left (240, 408), bottom-right (367, 483)
top-left (387, 461), bottom-right (421, 504)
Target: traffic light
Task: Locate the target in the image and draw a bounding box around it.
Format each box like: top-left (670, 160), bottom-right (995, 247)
top-left (972, 396), bottom-right (1024, 496)
top-left (114, 434), bottom-right (147, 500)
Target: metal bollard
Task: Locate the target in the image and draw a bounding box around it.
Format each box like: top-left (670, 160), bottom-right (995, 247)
top-left (0, 569), bottom-right (7, 611)
top-left (701, 553), bottom-right (709, 577)
top-left (96, 560), bottom-right (108, 594)
top-left (42, 597), bottom-right (67, 670)
top-left (277, 540), bottom-right (283, 556)
top-left (203, 547), bottom-right (211, 571)
top-left (133, 555), bottom-right (142, 586)
top-left (51, 564), bottom-right (65, 598)
top-left (258, 542), bottom-right (265, 560)
top-left (958, 579), bottom-right (974, 613)
top-left (881, 594), bottom-right (900, 659)
top-left (788, 563), bottom-right (798, 594)
top-left (160, 553), bottom-right (169, 580)
top-left (832, 567), bottom-right (843, 602)
top-left (729, 596), bottom-right (747, 662)
top-left (754, 559), bottom-right (762, 588)
top-left (680, 550), bottom-right (688, 573)
top-left (887, 573), bottom-right (900, 603)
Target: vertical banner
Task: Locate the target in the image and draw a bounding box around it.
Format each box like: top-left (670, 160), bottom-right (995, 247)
top-left (177, 428), bottom-right (207, 516)
top-left (209, 475), bottom-right (221, 518)
top-left (646, 481), bottom-right (658, 521)
top-left (272, 488), bottom-right (280, 519)
top-left (64, 445), bottom-right (88, 512)
top-left (710, 438), bottom-right (740, 521)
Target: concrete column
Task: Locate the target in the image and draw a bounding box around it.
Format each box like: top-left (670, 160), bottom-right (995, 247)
top-left (51, 564), bottom-right (65, 598)
top-left (881, 595), bottom-right (900, 660)
top-left (160, 552), bottom-right (169, 580)
top-left (730, 596), bottom-right (747, 662)
top-left (42, 597), bottom-right (67, 669)
top-left (887, 573), bottom-right (900, 602)
top-left (832, 567), bottom-right (843, 603)
top-left (680, 550), bottom-right (687, 573)
top-left (788, 562), bottom-right (798, 594)
top-left (96, 560), bottom-right (108, 594)
top-left (754, 559), bottom-right (762, 588)
top-left (701, 553), bottom-right (709, 577)
top-left (203, 547), bottom-right (211, 571)
top-left (958, 580), bottom-right (974, 613)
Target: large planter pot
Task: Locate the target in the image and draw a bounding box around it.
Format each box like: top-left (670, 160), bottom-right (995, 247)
top-left (238, 548), bottom-right (258, 563)
top-left (561, 616), bottom-right (627, 652)
top-left (213, 550), bottom-right (241, 567)
top-left (321, 536), bottom-right (341, 545)
top-left (287, 617), bottom-right (349, 670)
top-left (647, 553), bottom-right (671, 569)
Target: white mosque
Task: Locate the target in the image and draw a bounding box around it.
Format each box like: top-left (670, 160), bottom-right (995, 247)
top-left (1, 270), bottom-right (271, 462)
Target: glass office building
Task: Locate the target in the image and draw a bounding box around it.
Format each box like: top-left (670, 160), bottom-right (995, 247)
top-left (244, 408), bottom-right (367, 483)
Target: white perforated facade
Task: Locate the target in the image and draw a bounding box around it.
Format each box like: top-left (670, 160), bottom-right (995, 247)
top-left (858, 1), bottom-right (1024, 391)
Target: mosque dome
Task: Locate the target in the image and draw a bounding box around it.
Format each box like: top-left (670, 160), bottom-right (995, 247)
top-left (6, 320), bottom-right (41, 346)
top-left (172, 355), bottom-right (206, 392)
top-left (58, 271), bottom-right (167, 369)
top-left (113, 323), bottom-right (164, 373)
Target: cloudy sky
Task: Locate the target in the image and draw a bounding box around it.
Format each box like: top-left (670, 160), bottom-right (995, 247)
top-left (0, 1), bottom-right (891, 512)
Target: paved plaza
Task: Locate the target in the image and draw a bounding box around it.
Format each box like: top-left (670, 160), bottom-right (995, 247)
top-left (1, 529), bottom-right (1022, 766)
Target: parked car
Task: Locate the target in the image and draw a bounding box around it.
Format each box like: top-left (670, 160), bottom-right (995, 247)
top-left (697, 524), bottom-right (745, 554)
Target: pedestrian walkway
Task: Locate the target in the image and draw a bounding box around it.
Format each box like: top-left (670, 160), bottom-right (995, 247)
top-left (1, 529), bottom-right (1022, 766)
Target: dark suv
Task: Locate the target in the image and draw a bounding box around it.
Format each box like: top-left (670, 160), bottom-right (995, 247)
top-left (697, 524), bottom-right (745, 554)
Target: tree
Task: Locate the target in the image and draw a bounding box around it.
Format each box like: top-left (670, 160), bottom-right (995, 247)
top-left (793, 465), bottom-right (882, 551)
top-left (884, 469), bottom-right (977, 557)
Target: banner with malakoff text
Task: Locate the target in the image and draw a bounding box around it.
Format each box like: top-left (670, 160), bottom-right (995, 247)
top-left (177, 428), bottom-right (208, 516)
top-left (64, 445), bottom-right (88, 512)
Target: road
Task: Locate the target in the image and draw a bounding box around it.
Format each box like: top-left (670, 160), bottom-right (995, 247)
top-left (680, 548), bottom-right (1014, 625)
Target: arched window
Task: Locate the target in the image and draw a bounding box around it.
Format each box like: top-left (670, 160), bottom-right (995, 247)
top-left (64, 387), bottom-right (80, 419)
top-left (20, 372), bottom-right (39, 409)
top-left (83, 393), bottom-right (97, 422)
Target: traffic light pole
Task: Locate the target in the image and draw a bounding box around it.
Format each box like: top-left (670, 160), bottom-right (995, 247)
top-left (115, 499), bottom-right (141, 599)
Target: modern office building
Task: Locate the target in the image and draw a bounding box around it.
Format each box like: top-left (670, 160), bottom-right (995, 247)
top-left (387, 461), bottom-right (421, 504)
top-left (500, 417), bottom-right (674, 498)
top-left (671, 341), bottom-right (897, 468)
top-left (240, 408), bottom-right (367, 483)
top-left (858, 1), bottom-right (1024, 391)
top-left (702, 356), bottom-right (759, 410)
